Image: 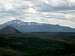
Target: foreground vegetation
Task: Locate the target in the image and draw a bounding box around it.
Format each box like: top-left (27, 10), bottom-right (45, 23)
top-left (0, 33), bottom-right (75, 56)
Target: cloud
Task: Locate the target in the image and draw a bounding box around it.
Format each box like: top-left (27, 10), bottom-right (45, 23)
top-left (0, 0), bottom-right (75, 28)
top-left (47, 18), bottom-right (75, 28)
top-left (31, 0), bottom-right (75, 12)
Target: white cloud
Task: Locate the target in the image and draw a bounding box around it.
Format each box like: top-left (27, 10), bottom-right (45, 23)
top-left (64, 13), bottom-right (75, 22)
top-left (0, 0), bottom-right (75, 28)
top-left (68, 0), bottom-right (75, 6)
top-left (47, 0), bottom-right (66, 7)
top-left (0, 0), bottom-right (15, 11)
top-left (47, 18), bottom-right (75, 28)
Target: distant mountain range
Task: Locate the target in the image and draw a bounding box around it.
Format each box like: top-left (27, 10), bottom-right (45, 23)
top-left (0, 20), bottom-right (75, 33)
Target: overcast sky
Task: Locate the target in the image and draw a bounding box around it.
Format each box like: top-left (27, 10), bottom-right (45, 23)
top-left (0, 0), bottom-right (75, 28)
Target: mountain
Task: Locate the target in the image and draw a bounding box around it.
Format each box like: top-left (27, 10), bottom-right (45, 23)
top-left (0, 20), bottom-right (75, 32)
top-left (0, 26), bottom-right (20, 33)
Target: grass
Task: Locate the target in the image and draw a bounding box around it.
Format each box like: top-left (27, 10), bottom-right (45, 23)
top-left (0, 33), bottom-right (75, 56)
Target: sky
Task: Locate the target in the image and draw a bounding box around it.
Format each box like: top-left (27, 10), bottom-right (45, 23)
top-left (0, 0), bottom-right (75, 28)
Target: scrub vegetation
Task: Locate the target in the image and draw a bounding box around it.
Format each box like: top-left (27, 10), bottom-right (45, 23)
top-left (0, 33), bottom-right (75, 56)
